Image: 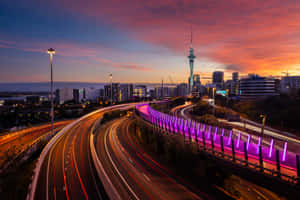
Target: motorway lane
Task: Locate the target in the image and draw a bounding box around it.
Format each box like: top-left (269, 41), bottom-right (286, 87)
top-left (34, 112), bottom-right (108, 200)
top-left (0, 121), bottom-right (71, 169)
top-left (0, 120), bottom-right (72, 146)
top-left (94, 117), bottom-right (206, 200)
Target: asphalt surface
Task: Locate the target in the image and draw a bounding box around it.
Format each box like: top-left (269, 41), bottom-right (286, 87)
top-left (94, 116), bottom-right (206, 200)
top-left (34, 112), bottom-right (108, 200)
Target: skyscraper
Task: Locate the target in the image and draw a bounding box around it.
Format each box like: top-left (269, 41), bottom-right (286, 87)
top-left (231, 72), bottom-right (239, 96)
top-left (188, 30), bottom-right (196, 94)
top-left (232, 72), bottom-right (239, 82)
top-left (104, 83), bottom-right (120, 102)
top-left (194, 74), bottom-right (201, 90)
top-left (120, 84), bottom-right (133, 101)
top-left (212, 71), bottom-right (224, 90)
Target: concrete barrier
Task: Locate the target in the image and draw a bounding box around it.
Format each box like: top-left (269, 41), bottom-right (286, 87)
top-left (89, 118), bottom-right (122, 200)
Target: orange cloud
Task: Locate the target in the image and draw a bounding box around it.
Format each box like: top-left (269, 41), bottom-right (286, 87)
top-left (55, 0), bottom-right (300, 75)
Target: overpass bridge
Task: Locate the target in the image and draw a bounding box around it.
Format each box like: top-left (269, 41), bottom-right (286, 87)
top-left (135, 103), bottom-right (300, 185)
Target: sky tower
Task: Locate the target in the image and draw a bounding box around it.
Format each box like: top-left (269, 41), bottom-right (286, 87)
top-left (188, 29), bottom-right (196, 94)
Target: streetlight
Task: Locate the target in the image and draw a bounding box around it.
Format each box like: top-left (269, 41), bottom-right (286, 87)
top-left (110, 74), bottom-right (112, 105)
top-left (212, 87), bottom-right (216, 105)
top-left (226, 89), bottom-right (229, 106)
top-left (47, 48), bottom-right (55, 136)
top-left (260, 114), bottom-right (267, 136)
top-left (212, 87), bottom-right (216, 116)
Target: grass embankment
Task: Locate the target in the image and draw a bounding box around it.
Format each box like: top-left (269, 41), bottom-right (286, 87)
top-left (150, 97), bottom-right (185, 114)
top-left (0, 140), bottom-right (47, 200)
top-left (190, 101), bottom-right (234, 129)
top-left (100, 109), bottom-right (131, 125)
top-left (215, 95), bottom-right (300, 136)
top-left (190, 101), bottom-right (264, 136)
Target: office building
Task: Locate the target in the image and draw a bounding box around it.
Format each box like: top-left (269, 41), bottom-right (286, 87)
top-left (26, 96), bottom-right (40, 105)
top-left (56, 88), bottom-right (74, 104)
top-left (155, 86), bottom-right (164, 98)
top-left (104, 83), bottom-right (121, 102)
top-left (120, 84), bottom-right (133, 101)
top-left (99, 88), bottom-right (105, 97)
top-left (212, 71), bottom-right (224, 90)
top-left (281, 76), bottom-right (300, 95)
top-left (133, 85), bottom-right (147, 98)
top-left (194, 74), bottom-right (201, 91)
top-left (85, 88), bottom-right (100, 101)
top-left (231, 72), bottom-right (239, 96)
top-left (176, 83), bottom-right (188, 97)
top-left (73, 89), bottom-right (80, 103)
top-left (240, 74), bottom-right (279, 100)
top-left (149, 89), bottom-right (155, 98)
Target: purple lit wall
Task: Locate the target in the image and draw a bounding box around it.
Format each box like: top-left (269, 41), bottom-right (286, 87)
top-left (136, 104), bottom-right (298, 173)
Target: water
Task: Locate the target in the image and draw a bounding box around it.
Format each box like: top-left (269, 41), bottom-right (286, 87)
top-left (0, 82), bottom-right (106, 92)
top-left (0, 82), bottom-right (176, 92)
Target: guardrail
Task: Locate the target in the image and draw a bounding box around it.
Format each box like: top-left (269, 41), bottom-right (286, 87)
top-left (136, 104), bottom-right (300, 185)
top-left (89, 117), bottom-right (122, 200)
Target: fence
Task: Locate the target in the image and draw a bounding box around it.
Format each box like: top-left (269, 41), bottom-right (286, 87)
top-left (136, 104), bottom-right (300, 184)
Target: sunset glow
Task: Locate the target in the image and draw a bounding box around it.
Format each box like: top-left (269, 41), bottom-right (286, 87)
top-left (1, 0), bottom-right (300, 83)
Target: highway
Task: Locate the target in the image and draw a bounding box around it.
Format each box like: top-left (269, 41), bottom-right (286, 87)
top-left (93, 116), bottom-right (207, 200)
top-left (32, 103), bottom-right (158, 200)
top-left (0, 120), bottom-right (71, 169)
top-left (33, 111), bottom-right (107, 200)
top-left (31, 104), bottom-right (141, 200)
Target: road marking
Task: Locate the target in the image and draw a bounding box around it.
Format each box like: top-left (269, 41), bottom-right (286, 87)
top-left (143, 173), bottom-right (151, 182)
top-left (86, 132), bottom-right (103, 200)
top-left (90, 118), bottom-right (122, 200)
top-left (128, 158), bottom-right (133, 164)
top-left (104, 124), bottom-right (140, 200)
top-left (62, 130), bottom-right (71, 200)
top-left (46, 141), bottom-right (55, 200)
top-left (54, 187), bottom-right (56, 200)
top-left (71, 124), bottom-right (89, 200)
top-left (46, 128), bottom-right (66, 200)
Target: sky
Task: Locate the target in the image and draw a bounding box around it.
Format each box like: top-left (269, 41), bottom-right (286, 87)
top-left (1, 0), bottom-right (300, 84)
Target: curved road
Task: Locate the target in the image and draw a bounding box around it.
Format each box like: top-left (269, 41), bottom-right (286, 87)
top-left (94, 116), bottom-right (208, 200)
top-left (34, 112), bottom-right (107, 200)
top-left (32, 104), bottom-right (138, 200)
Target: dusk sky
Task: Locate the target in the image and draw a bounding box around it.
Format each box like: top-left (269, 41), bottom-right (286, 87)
top-left (1, 0), bottom-right (300, 83)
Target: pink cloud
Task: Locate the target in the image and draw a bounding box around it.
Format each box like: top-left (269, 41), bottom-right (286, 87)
top-left (94, 58), bottom-right (156, 72)
top-left (0, 39), bottom-right (157, 72)
top-left (54, 0), bottom-right (300, 75)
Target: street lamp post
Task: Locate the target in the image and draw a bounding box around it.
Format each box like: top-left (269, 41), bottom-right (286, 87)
top-left (260, 114), bottom-right (266, 136)
top-left (226, 89), bottom-right (229, 106)
top-left (47, 48), bottom-right (55, 135)
top-left (212, 87), bottom-right (216, 116)
top-left (110, 74), bottom-right (112, 105)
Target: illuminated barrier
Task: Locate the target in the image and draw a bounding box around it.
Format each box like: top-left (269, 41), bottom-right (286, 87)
top-left (136, 104), bottom-right (300, 180)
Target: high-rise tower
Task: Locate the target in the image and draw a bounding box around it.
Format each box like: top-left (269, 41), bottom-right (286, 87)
top-left (188, 30), bottom-right (196, 94)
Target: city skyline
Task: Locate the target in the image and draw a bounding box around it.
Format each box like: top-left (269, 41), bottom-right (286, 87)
top-left (1, 1), bottom-right (300, 83)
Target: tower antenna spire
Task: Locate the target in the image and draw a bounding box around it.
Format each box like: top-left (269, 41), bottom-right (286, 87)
top-left (191, 25), bottom-right (193, 48)
top-left (188, 25), bottom-right (195, 95)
